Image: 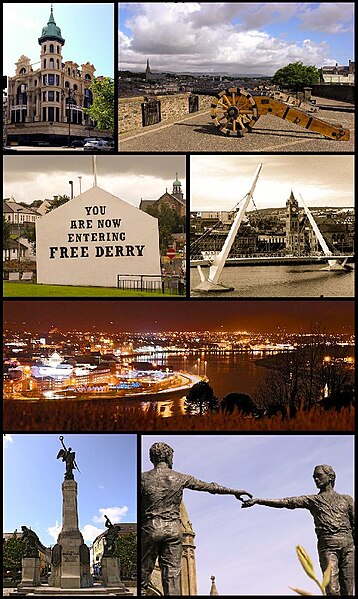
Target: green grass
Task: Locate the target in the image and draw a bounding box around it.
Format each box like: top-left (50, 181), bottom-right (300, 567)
top-left (3, 282), bottom-right (181, 298)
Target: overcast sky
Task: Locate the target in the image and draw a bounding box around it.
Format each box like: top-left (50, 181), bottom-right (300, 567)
top-left (4, 434), bottom-right (137, 547)
top-left (119, 3), bottom-right (354, 74)
top-left (3, 155), bottom-right (186, 207)
top-left (142, 434), bottom-right (354, 596)
top-left (191, 154), bottom-right (354, 210)
top-left (3, 3), bottom-right (114, 79)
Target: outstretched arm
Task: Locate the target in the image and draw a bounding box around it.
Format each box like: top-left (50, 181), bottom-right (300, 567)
top-left (186, 477), bottom-right (252, 501)
top-left (242, 496), bottom-right (310, 509)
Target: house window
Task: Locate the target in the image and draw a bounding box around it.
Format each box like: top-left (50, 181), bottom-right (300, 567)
top-left (48, 107), bottom-right (54, 122)
top-left (56, 91), bottom-right (60, 102)
top-left (49, 58), bottom-right (54, 69)
top-left (48, 74), bottom-right (55, 85)
top-left (48, 91), bottom-right (54, 101)
top-left (43, 107), bottom-right (46, 121)
top-left (44, 59), bottom-right (47, 68)
top-left (43, 91), bottom-right (47, 101)
top-left (56, 107), bottom-right (60, 121)
top-left (56, 75), bottom-right (60, 85)
top-left (43, 75), bottom-right (47, 85)
top-left (50, 44), bottom-right (54, 53)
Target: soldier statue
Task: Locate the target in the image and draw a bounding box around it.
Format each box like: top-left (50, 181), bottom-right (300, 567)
top-left (242, 464), bottom-right (355, 596)
top-left (103, 515), bottom-right (119, 557)
top-left (21, 526), bottom-right (40, 558)
top-left (141, 442), bottom-right (252, 596)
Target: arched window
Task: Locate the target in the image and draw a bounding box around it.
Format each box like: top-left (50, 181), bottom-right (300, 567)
top-left (68, 68), bottom-right (70, 76)
top-left (85, 73), bottom-right (91, 80)
top-left (84, 88), bottom-right (93, 108)
top-left (50, 44), bottom-right (54, 53)
top-left (73, 84), bottom-right (78, 91)
top-left (49, 58), bottom-right (54, 69)
top-left (17, 84), bottom-right (27, 105)
top-left (34, 80), bottom-right (38, 86)
top-left (19, 67), bottom-right (26, 75)
top-left (44, 59), bottom-right (47, 68)
top-left (65, 81), bottom-right (70, 88)
top-left (57, 45), bottom-right (60, 53)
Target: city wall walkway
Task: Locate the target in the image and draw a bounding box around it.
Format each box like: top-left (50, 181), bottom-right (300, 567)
top-left (119, 97), bottom-right (354, 153)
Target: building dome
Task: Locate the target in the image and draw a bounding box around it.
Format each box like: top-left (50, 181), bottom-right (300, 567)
top-left (38, 5), bottom-right (65, 45)
top-left (173, 173), bottom-right (182, 187)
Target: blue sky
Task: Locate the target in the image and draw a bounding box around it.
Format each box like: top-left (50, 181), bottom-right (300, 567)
top-left (3, 434), bottom-right (137, 547)
top-left (3, 3), bottom-right (114, 79)
top-left (119, 3), bottom-right (354, 74)
top-left (142, 435), bottom-right (354, 596)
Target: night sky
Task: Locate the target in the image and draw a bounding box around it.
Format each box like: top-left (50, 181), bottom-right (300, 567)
top-left (3, 300), bottom-right (354, 334)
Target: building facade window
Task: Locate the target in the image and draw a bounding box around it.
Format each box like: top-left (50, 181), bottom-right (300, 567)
top-left (44, 59), bottom-right (47, 68)
top-left (56, 107), bottom-right (60, 121)
top-left (43, 91), bottom-right (47, 101)
top-left (49, 58), bottom-right (54, 68)
top-left (48, 91), bottom-right (54, 101)
top-left (42, 107), bottom-right (46, 121)
top-left (48, 74), bottom-right (55, 85)
top-left (19, 67), bottom-right (26, 74)
top-left (48, 106), bottom-right (54, 122)
top-left (43, 75), bottom-right (47, 85)
top-left (56, 91), bottom-right (60, 102)
top-left (50, 44), bottom-right (54, 53)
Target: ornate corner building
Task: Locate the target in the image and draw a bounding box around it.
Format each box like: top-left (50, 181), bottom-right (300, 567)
top-left (5, 5), bottom-right (111, 146)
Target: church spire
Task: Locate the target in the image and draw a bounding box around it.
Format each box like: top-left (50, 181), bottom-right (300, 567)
top-left (210, 575), bottom-right (219, 595)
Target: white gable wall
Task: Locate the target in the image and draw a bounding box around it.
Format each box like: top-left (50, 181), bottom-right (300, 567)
top-left (36, 186), bottom-right (161, 287)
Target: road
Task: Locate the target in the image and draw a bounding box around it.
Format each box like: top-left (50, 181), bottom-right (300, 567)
top-left (119, 99), bottom-right (354, 153)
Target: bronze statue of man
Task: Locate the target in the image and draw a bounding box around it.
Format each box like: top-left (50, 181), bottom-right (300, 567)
top-left (141, 442), bottom-right (252, 596)
top-left (103, 515), bottom-right (119, 557)
top-left (242, 464), bottom-right (354, 596)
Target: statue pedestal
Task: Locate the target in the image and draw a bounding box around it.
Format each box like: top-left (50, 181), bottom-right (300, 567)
top-left (51, 480), bottom-right (93, 589)
top-left (18, 557), bottom-right (40, 587)
top-left (101, 556), bottom-right (126, 588)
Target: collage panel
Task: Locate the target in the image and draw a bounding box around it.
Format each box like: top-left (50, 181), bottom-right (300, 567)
top-left (3, 299), bottom-right (354, 432)
top-left (3, 433), bottom-right (138, 594)
top-left (118, 3), bottom-right (354, 153)
top-left (189, 154), bottom-right (354, 297)
top-left (3, 3), bottom-right (115, 152)
top-left (3, 155), bottom-right (187, 298)
top-left (3, 1), bottom-right (355, 597)
top-left (140, 433), bottom-right (354, 596)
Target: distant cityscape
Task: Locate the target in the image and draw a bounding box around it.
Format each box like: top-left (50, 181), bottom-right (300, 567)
top-left (3, 325), bottom-right (354, 401)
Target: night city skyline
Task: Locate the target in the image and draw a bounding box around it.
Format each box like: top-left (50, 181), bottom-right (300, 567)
top-left (3, 300), bottom-right (354, 334)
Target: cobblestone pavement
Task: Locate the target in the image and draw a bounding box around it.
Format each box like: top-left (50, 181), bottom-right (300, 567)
top-left (119, 99), bottom-right (354, 153)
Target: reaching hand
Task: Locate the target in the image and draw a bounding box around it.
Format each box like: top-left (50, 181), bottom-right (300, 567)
top-left (234, 490), bottom-right (253, 501)
top-left (241, 498), bottom-right (258, 508)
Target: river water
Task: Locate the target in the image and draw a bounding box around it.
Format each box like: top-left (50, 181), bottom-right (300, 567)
top-left (190, 264), bottom-right (354, 297)
top-left (127, 351), bottom-right (266, 417)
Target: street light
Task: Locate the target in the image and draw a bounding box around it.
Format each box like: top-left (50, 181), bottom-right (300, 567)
top-left (69, 181), bottom-right (73, 199)
top-left (61, 86), bottom-right (75, 147)
top-left (16, 208), bottom-right (24, 271)
top-left (78, 176), bottom-right (82, 195)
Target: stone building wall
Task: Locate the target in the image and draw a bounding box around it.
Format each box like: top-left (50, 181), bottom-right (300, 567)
top-left (118, 94), bottom-right (213, 134)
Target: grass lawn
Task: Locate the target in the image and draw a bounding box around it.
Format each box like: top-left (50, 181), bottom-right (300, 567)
top-left (3, 282), bottom-right (181, 298)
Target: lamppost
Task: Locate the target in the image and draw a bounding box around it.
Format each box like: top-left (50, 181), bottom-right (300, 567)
top-left (17, 208), bottom-right (24, 271)
top-left (69, 180), bottom-right (73, 199)
top-left (78, 176), bottom-right (82, 195)
top-left (61, 86), bottom-right (75, 147)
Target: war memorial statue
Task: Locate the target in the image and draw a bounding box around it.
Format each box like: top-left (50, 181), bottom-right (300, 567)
top-left (242, 464), bottom-right (355, 596)
top-left (56, 435), bottom-right (80, 480)
top-left (103, 515), bottom-right (120, 557)
top-left (21, 526), bottom-right (40, 558)
top-left (141, 442), bottom-right (252, 596)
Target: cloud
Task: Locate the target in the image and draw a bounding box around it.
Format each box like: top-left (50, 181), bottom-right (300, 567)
top-left (119, 3), bottom-right (341, 74)
top-left (81, 524), bottom-right (105, 544)
top-left (3, 434), bottom-right (14, 448)
top-left (47, 520), bottom-right (61, 542)
top-left (298, 3), bottom-right (354, 34)
top-left (92, 506), bottom-right (129, 524)
top-left (98, 484), bottom-right (105, 490)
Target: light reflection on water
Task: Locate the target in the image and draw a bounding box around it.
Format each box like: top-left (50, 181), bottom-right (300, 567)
top-left (127, 352), bottom-right (264, 417)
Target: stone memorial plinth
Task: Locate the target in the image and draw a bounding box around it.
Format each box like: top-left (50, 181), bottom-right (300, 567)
top-left (18, 557), bottom-right (41, 587)
top-left (101, 556), bottom-right (125, 589)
